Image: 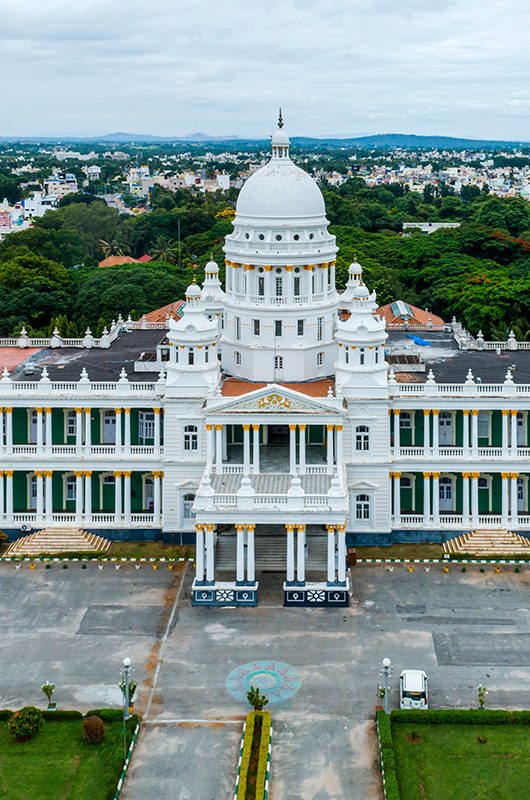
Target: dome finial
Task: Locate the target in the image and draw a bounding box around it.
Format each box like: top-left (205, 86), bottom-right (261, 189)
top-left (278, 107), bottom-right (284, 129)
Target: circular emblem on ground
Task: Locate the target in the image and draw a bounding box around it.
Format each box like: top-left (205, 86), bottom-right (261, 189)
top-left (226, 660), bottom-right (301, 705)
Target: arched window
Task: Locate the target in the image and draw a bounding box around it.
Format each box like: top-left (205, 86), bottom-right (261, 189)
top-left (183, 493), bottom-right (196, 520)
top-left (356, 494), bottom-right (370, 520)
top-left (355, 425), bottom-right (370, 451)
top-left (184, 424), bottom-right (198, 451)
top-left (235, 351), bottom-right (242, 366)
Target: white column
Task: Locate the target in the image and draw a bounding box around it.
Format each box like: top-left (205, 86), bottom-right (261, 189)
top-left (243, 425), bottom-right (251, 476)
top-left (114, 471), bottom-right (122, 522)
top-left (124, 409), bottom-right (131, 454)
top-left (45, 471), bottom-right (53, 523)
top-left (75, 470), bottom-right (83, 524)
top-left (336, 425), bottom-right (343, 467)
top-left (215, 425), bottom-right (223, 472)
top-left (299, 425), bottom-right (306, 475)
top-left (153, 472), bottom-right (162, 525)
top-left (511, 411), bottom-right (518, 451)
top-left (502, 411), bottom-right (509, 455)
top-left (206, 425), bottom-right (214, 470)
top-left (5, 409), bottom-right (12, 453)
top-left (462, 411), bottom-right (470, 452)
top-left (471, 473), bottom-right (479, 524)
top-left (205, 524), bottom-right (215, 583)
top-left (423, 410), bottom-right (431, 453)
top-left (252, 425), bottom-right (260, 474)
top-left (471, 411), bottom-right (478, 454)
top-left (115, 409), bottom-right (122, 450)
top-left (84, 471), bottom-right (92, 522)
top-left (330, 261), bottom-right (336, 294)
top-left (306, 266), bottom-right (314, 300)
top-left (423, 472), bottom-right (431, 522)
top-left (296, 524), bottom-right (306, 583)
top-left (462, 473), bottom-right (470, 524)
top-left (286, 524), bottom-right (295, 583)
top-left (75, 407), bottom-right (83, 452)
top-left (337, 524), bottom-right (347, 584)
top-left (0, 471), bottom-right (4, 520)
top-left (510, 473), bottom-right (518, 523)
top-left (289, 424), bottom-right (297, 475)
top-left (45, 408), bottom-right (52, 453)
top-left (154, 408), bottom-right (161, 449)
top-left (264, 266), bottom-right (272, 298)
top-left (36, 408), bottom-right (44, 451)
top-left (501, 472), bottom-right (509, 524)
top-left (326, 424), bottom-right (334, 473)
top-left (0, 409), bottom-right (4, 449)
top-left (6, 471), bottom-right (13, 520)
top-left (393, 411), bottom-right (400, 451)
top-left (432, 472), bottom-right (440, 525)
top-left (247, 524), bottom-right (255, 583)
top-left (286, 266), bottom-right (294, 300)
top-left (84, 408), bottom-right (92, 451)
top-left (123, 471), bottom-right (132, 524)
top-left (236, 524), bottom-right (245, 583)
top-left (326, 525), bottom-right (336, 584)
top-left (195, 524), bottom-right (205, 583)
top-left (432, 410), bottom-right (439, 454)
top-left (393, 472), bottom-right (401, 521)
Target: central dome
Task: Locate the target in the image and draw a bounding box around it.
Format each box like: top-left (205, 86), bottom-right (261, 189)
top-left (235, 129), bottom-right (326, 222)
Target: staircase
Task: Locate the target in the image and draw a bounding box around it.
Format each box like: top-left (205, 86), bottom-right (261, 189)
top-left (216, 533), bottom-right (328, 572)
top-left (443, 529), bottom-right (530, 557)
top-left (5, 527), bottom-right (112, 557)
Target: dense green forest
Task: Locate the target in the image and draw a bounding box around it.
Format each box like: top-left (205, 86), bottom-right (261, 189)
top-left (0, 179), bottom-right (529, 339)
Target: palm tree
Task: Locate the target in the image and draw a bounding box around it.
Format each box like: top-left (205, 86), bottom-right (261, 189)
top-left (98, 238), bottom-right (125, 258)
top-left (151, 236), bottom-right (178, 264)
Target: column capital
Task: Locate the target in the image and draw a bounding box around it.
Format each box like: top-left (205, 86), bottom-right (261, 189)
top-left (195, 523), bottom-right (204, 533)
top-left (242, 424), bottom-right (250, 431)
top-left (336, 424), bottom-right (343, 432)
top-left (431, 472), bottom-right (441, 479)
top-left (511, 410), bottom-right (518, 417)
top-left (264, 264), bottom-right (272, 272)
top-left (113, 470), bottom-right (123, 477)
top-left (471, 410), bottom-right (479, 416)
top-left (45, 407), bottom-right (52, 414)
top-left (510, 472), bottom-right (519, 479)
top-left (123, 471), bottom-right (132, 478)
top-left (463, 409), bottom-right (470, 416)
top-left (215, 424), bottom-right (223, 431)
top-left (0, 470), bottom-right (3, 477)
top-left (114, 407), bottom-right (122, 414)
top-left (501, 472), bottom-right (510, 479)
top-left (326, 524), bottom-right (335, 533)
top-left (337, 523), bottom-right (346, 533)
top-left (124, 408), bottom-right (131, 414)
top-left (432, 409), bottom-right (439, 417)
top-left (289, 424), bottom-right (297, 431)
top-left (423, 409), bottom-right (430, 416)
top-left (298, 424), bottom-right (306, 431)
top-left (74, 470), bottom-right (84, 478)
top-left (206, 424), bottom-right (212, 431)
top-left (5, 407), bottom-right (12, 413)
top-left (296, 524), bottom-right (305, 532)
top-left (35, 407), bottom-right (43, 413)
top-left (43, 470), bottom-right (53, 478)
top-left (423, 472), bottom-right (431, 478)
top-left (235, 524), bottom-right (245, 533)
top-left (84, 470), bottom-right (93, 477)
top-left (75, 407), bottom-right (83, 414)
top-left (393, 471), bottom-right (401, 479)
top-left (393, 409), bottom-right (400, 416)
top-left (285, 524), bottom-right (294, 533)
top-left (326, 424), bottom-right (334, 431)
top-left (84, 407), bottom-right (91, 414)
top-left (285, 264), bottom-right (294, 272)
top-left (247, 524), bottom-right (256, 532)
top-left (470, 472), bottom-right (480, 479)
top-left (205, 523), bottom-right (215, 533)
top-left (462, 472), bottom-right (471, 479)
top-left (304, 264), bottom-right (314, 271)
top-left (252, 424), bottom-right (260, 431)
top-left (153, 407), bottom-right (161, 414)
top-left (5, 470), bottom-right (13, 477)
top-left (502, 409), bottom-right (510, 416)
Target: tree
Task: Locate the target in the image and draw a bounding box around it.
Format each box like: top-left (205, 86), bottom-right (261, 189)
top-left (150, 236), bottom-right (178, 264)
top-left (99, 238), bottom-right (128, 258)
top-left (247, 686), bottom-right (268, 711)
top-left (0, 172), bottom-right (22, 204)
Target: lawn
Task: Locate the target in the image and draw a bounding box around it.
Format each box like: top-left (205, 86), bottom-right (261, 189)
top-left (354, 543), bottom-right (444, 560)
top-left (0, 717), bottom-right (132, 800)
top-left (392, 722), bottom-right (530, 800)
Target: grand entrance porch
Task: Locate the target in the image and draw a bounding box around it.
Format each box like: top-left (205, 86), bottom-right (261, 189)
top-left (191, 522), bottom-right (350, 608)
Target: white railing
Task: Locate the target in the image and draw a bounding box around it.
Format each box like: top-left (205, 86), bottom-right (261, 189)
top-left (216, 465), bottom-right (244, 474)
top-left (304, 465), bottom-right (328, 474)
top-left (392, 383), bottom-right (530, 396)
top-left (2, 512), bottom-right (157, 528)
top-left (304, 495), bottom-right (330, 506)
top-left (212, 495), bottom-right (238, 507)
top-left (394, 514), bottom-right (530, 529)
top-left (0, 382), bottom-right (158, 396)
top-left (4, 445), bottom-right (160, 458)
top-left (395, 446), bottom-right (529, 459)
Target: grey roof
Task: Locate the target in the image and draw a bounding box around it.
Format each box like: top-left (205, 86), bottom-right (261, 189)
top-left (13, 330), bottom-right (166, 383)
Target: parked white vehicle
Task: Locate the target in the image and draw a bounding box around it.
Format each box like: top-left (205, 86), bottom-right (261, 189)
top-left (399, 670), bottom-right (429, 709)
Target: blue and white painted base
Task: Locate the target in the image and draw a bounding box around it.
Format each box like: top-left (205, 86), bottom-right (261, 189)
top-left (192, 580), bottom-right (259, 607)
top-left (283, 579), bottom-right (350, 607)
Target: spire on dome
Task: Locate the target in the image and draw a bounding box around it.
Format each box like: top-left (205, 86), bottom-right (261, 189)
top-left (278, 107), bottom-right (284, 129)
top-left (271, 110), bottom-right (290, 159)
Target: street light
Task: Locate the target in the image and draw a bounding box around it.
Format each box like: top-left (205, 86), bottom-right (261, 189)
top-left (381, 657), bottom-right (393, 715)
top-left (120, 656), bottom-right (134, 756)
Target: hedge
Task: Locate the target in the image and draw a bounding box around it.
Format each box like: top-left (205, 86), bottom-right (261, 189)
top-left (86, 709), bottom-right (127, 722)
top-left (391, 709), bottom-right (530, 725)
top-left (255, 713), bottom-right (272, 800)
top-left (377, 711), bottom-right (401, 800)
top-left (237, 711), bottom-right (272, 800)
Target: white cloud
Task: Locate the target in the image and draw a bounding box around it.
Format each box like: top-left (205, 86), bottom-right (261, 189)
top-left (1, 0), bottom-right (530, 139)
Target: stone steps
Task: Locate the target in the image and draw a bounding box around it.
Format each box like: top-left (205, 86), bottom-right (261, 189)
top-left (216, 534), bottom-right (327, 572)
top-left (443, 529), bottom-right (530, 556)
top-left (5, 527), bottom-right (112, 556)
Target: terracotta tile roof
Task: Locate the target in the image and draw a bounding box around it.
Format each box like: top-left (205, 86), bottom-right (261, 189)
top-left (0, 348), bottom-right (42, 371)
top-left (221, 377), bottom-right (335, 398)
top-left (137, 254), bottom-right (153, 262)
top-left (98, 255), bottom-right (140, 268)
top-left (378, 302), bottom-right (444, 326)
top-left (144, 299), bottom-right (185, 323)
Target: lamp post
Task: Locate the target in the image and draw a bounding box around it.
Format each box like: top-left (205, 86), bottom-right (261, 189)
top-left (381, 657), bottom-right (393, 715)
top-left (120, 656), bottom-right (133, 756)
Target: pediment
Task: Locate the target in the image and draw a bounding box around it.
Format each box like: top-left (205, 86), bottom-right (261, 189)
top-left (175, 480), bottom-right (199, 490)
top-left (209, 383), bottom-right (339, 415)
top-left (349, 479), bottom-right (379, 490)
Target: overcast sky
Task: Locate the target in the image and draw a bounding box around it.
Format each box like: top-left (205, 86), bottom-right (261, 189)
top-left (3, 0), bottom-right (530, 139)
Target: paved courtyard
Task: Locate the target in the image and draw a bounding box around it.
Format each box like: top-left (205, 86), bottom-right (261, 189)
top-left (1, 561), bottom-right (530, 799)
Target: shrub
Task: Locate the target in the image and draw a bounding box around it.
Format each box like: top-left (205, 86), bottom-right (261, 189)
top-left (86, 708), bottom-right (123, 722)
top-left (247, 686), bottom-right (268, 711)
top-left (391, 709), bottom-right (530, 725)
top-left (42, 709), bottom-right (82, 721)
top-left (7, 706), bottom-right (44, 740)
top-left (83, 714), bottom-right (105, 744)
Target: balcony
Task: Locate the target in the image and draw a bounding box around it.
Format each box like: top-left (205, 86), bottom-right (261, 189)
top-left (393, 513), bottom-right (530, 530)
top-left (1, 445), bottom-right (162, 459)
top-left (6, 512), bottom-right (157, 529)
top-left (394, 446), bottom-right (530, 460)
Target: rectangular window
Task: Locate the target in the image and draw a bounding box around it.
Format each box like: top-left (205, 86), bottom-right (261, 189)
top-left (139, 411), bottom-right (155, 442)
top-left (253, 319), bottom-right (260, 336)
top-left (400, 413), bottom-right (412, 429)
top-left (478, 411), bottom-right (489, 438)
top-left (294, 276), bottom-right (300, 296)
top-left (275, 320), bottom-right (282, 337)
top-left (317, 317), bottom-right (323, 341)
top-left (188, 348), bottom-right (194, 365)
top-left (235, 316), bottom-right (241, 340)
top-left (297, 319), bottom-right (304, 336)
top-left (66, 476), bottom-right (76, 501)
top-left (66, 410), bottom-right (76, 437)
top-left (274, 355), bottom-right (283, 370)
top-left (258, 277), bottom-right (265, 296)
top-left (275, 277), bottom-right (283, 296)
top-left (316, 352), bottom-right (324, 367)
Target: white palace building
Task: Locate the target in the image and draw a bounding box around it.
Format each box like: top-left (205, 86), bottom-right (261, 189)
top-left (1, 122), bottom-right (530, 607)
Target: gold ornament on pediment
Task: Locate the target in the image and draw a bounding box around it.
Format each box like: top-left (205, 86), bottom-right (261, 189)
top-left (257, 393), bottom-right (293, 411)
